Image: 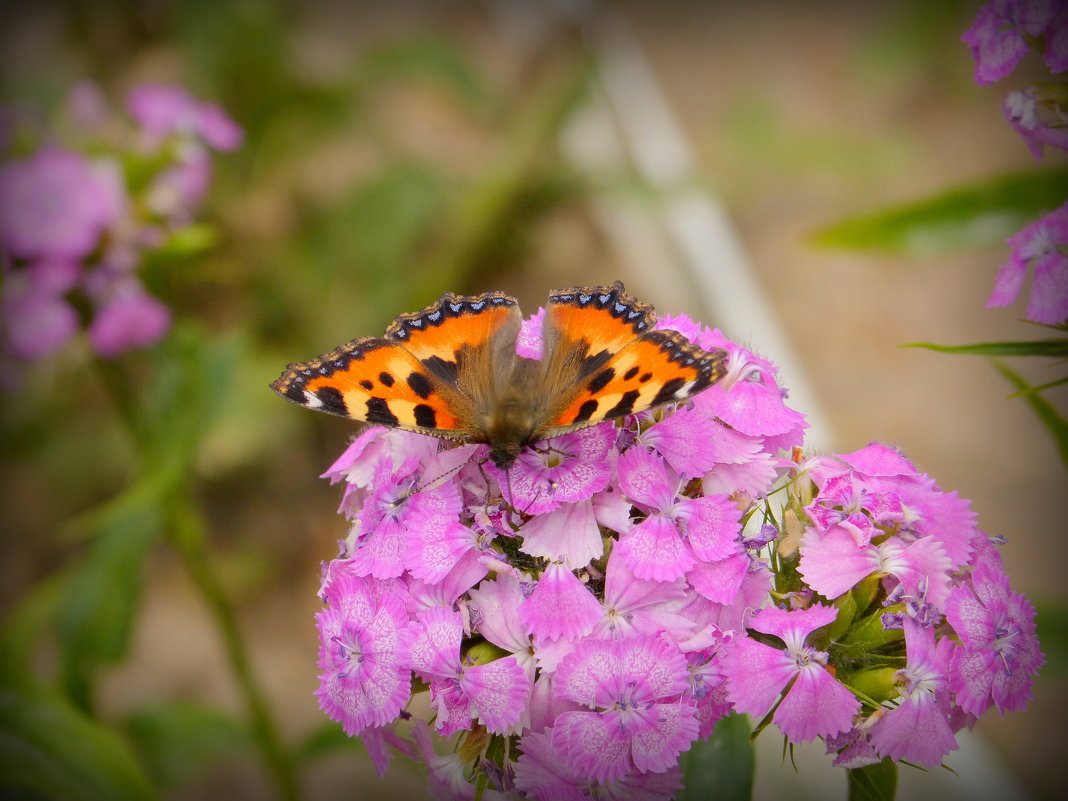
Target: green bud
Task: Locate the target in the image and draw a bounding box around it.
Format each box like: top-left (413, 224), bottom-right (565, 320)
top-left (845, 667), bottom-right (899, 704)
top-left (465, 640), bottom-right (510, 666)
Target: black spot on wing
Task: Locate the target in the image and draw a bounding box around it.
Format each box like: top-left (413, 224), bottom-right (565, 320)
top-left (623, 366), bottom-right (639, 381)
top-left (639, 372), bottom-right (652, 383)
top-left (578, 348), bottom-right (612, 379)
top-left (407, 372), bottom-right (433, 399)
top-left (413, 403), bottom-right (437, 428)
top-left (572, 399), bottom-right (599, 424)
top-left (606, 389), bottom-right (641, 418)
top-left (366, 397), bottom-right (400, 426)
top-left (316, 386), bottom-right (347, 415)
top-left (652, 377), bottom-right (687, 406)
top-left (423, 354), bottom-right (460, 384)
top-left (588, 367), bottom-right (615, 394)
top-left (359, 379), bottom-right (374, 391)
top-left (282, 383), bottom-right (306, 403)
top-left (378, 371), bottom-right (395, 387)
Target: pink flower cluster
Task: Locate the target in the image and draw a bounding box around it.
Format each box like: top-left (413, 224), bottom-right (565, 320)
top-left (313, 315), bottom-right (1042, 799)
top-left (0, 83), bottom-right (241, 369)
top-left (962, 1), bottom-right (1068, 324)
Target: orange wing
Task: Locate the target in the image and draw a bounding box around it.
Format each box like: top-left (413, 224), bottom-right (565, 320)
top-left (270, 290), bottom-right (521, 440)
top-left (533, 282), bottom-right (727, 438)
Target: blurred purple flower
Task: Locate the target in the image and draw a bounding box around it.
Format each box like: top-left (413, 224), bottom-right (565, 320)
top-left (0, 148), bottom-right (121, 259)
top-left (87, 279), bottom-right (172, 357)
top-left (127, 84), bottom-right (243, 151)
top-left (986, 201), bottom-right (1068, 324)
top-left (961, 0), bottom-right (1058, 85)
top-left (1003, 87), bottom-right (1068, 160)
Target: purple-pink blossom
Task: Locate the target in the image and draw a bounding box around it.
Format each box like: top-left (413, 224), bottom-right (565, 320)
top-left (986, 202), bottom-right (1068, 324)
top-left (961, 0), bottom-right (1059, 85)
top-left (552, 634), bottom-right (699, 782)
top-left (304, 304), bottom-right (1041, 798)
top-left (0, 148), bottom-right (120, 260)
top-left (721, 605), bottom-right (859, 742)
top-left (127, 84), bottom-right (243, 151)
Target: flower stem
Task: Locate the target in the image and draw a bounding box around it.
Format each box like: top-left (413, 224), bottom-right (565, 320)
top-left (167, 492), bottom-right (301, 801)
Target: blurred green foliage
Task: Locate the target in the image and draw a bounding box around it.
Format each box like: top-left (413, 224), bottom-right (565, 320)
top-left (1, 1), bottom-right (594, 798)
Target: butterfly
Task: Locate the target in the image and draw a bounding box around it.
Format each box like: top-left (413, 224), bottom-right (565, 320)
top-left (271, 281), bottom-right (727, 470)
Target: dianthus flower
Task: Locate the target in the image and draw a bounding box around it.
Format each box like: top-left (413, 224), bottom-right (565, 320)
top-left (961, 0), bottom-right (1059, 85)
top-left (307, 309), bottom-right (1042, 799)
top-left (985, 202), bottom-right (1068, 324)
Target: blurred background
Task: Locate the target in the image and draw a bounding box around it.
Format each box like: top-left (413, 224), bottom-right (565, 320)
top-left (1, 1), bottom-right (1064, 799)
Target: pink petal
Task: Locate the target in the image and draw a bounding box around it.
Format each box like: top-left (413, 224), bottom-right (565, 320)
top-left (403, 607), bottom-right (462, 678)
top-left (518, 563), bottom-right (602, 642)
top-left (615, 514), bottom-right (692, 582)
top-left (616, 447), bottom-right (678, 510)
top-left (519, 500), bottom-right (604, 569)
top-left (681, 494), bottom-right (741, 561)
top-left (950, 646), bottom-right (997, 717)
top-left (641, 406), bottom-right (724, 477)
top-left (1026, 249), bottom-right (1068, 324)
top-left (985, 252), bottom-right (1027, 307)
top-left (721, 637), bottom-right (797, 718)
top-left (627, 702), bottom-right (700, 775)
top-left (798, 526), bottom-right (879, 599)
top-left (870, 694), bottom-right (958, 767)
top-left (773, 663), bottom-right (859, 742)
top-left (406, 521), bottom-right (475, 583)
top-left (461, 656), bottom-right (529, 733)
top-left (467, 574), bottom-right (531, 654)
top-left (553, 710), bottom-right (631, 784)
top-left (686, 552), bottom-right (749, 604)
top-left (748, 604), bottom-right (839, 647)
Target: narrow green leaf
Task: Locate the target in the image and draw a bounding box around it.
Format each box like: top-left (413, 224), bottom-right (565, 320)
top-left (811, 167), bottom-right (1068, 254)
top-left (848, 758), bottom-right (897, 801)
top-left (125, 703), bottom-right (247, 789)
top-left (990, 358), bottom-right (1068, 471)
top-left (903, 339), bottom-right (1068, 358)
top-left (1008, 374), bottom-right (1068, 396)
top-left (680, 713), bottom-right (754, 801)
top-left (0, 679), bottom-right (157, 801)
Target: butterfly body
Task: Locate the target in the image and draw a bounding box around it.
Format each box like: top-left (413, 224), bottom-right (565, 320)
top-left (272, 282), bottom-right (727, 469)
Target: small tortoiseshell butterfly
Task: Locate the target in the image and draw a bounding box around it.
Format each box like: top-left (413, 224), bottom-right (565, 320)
top-left (271, 281), bottom-right (727, 469)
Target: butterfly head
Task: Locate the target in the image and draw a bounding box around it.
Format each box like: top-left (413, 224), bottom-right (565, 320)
top-left (489, 440), bottom-right (522, 471)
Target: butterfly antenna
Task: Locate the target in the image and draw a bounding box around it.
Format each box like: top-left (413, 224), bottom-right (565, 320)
top-left (414, 451), bottom-right (472, 494)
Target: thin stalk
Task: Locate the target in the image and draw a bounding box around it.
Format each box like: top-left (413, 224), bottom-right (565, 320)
top-left (167, 491), bottom-right (300, 801)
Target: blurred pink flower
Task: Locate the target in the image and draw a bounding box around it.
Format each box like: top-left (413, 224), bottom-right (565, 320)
top-left (961, 0), bottom-right (1058, 85)
top-left (87, 279), bottom-right (172, 357)
top-left (986, 202), bottom-right (1068, 324)
top-left (0, 149), bottom-right (121, 259)
top-left (127, 84), bottom-right (243, 151)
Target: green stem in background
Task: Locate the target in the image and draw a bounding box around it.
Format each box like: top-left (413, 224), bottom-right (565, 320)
top-left (93, 352), bottom-right (300, 800)
top-left (167, 491), bottom-right (300, 801)
top-left (404, 39), bottom-right (593, 305)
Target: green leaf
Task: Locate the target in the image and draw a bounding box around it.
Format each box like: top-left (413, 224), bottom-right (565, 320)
top-left (0, 679), bottom-right (158, 801)
top-left (848, 758), bottom-right (897, 801)
top-left (58, 503), bottom-right (164, 708)
top-left (904, 339), bottom-right (1068, 358)
top-left (811, 167), bottom-right (1068, 254)
top-left (679, 713), bottom-right (754, 801)
top-left (125, 703), bottom-right (247, 789)
top-left (990, 358), bottom-right (1068, 471)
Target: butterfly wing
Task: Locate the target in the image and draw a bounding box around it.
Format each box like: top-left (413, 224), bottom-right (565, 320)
top-left (531, 282), bottom-right (727, 439)
top-left (270, 290), bottom-right (521, 441)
